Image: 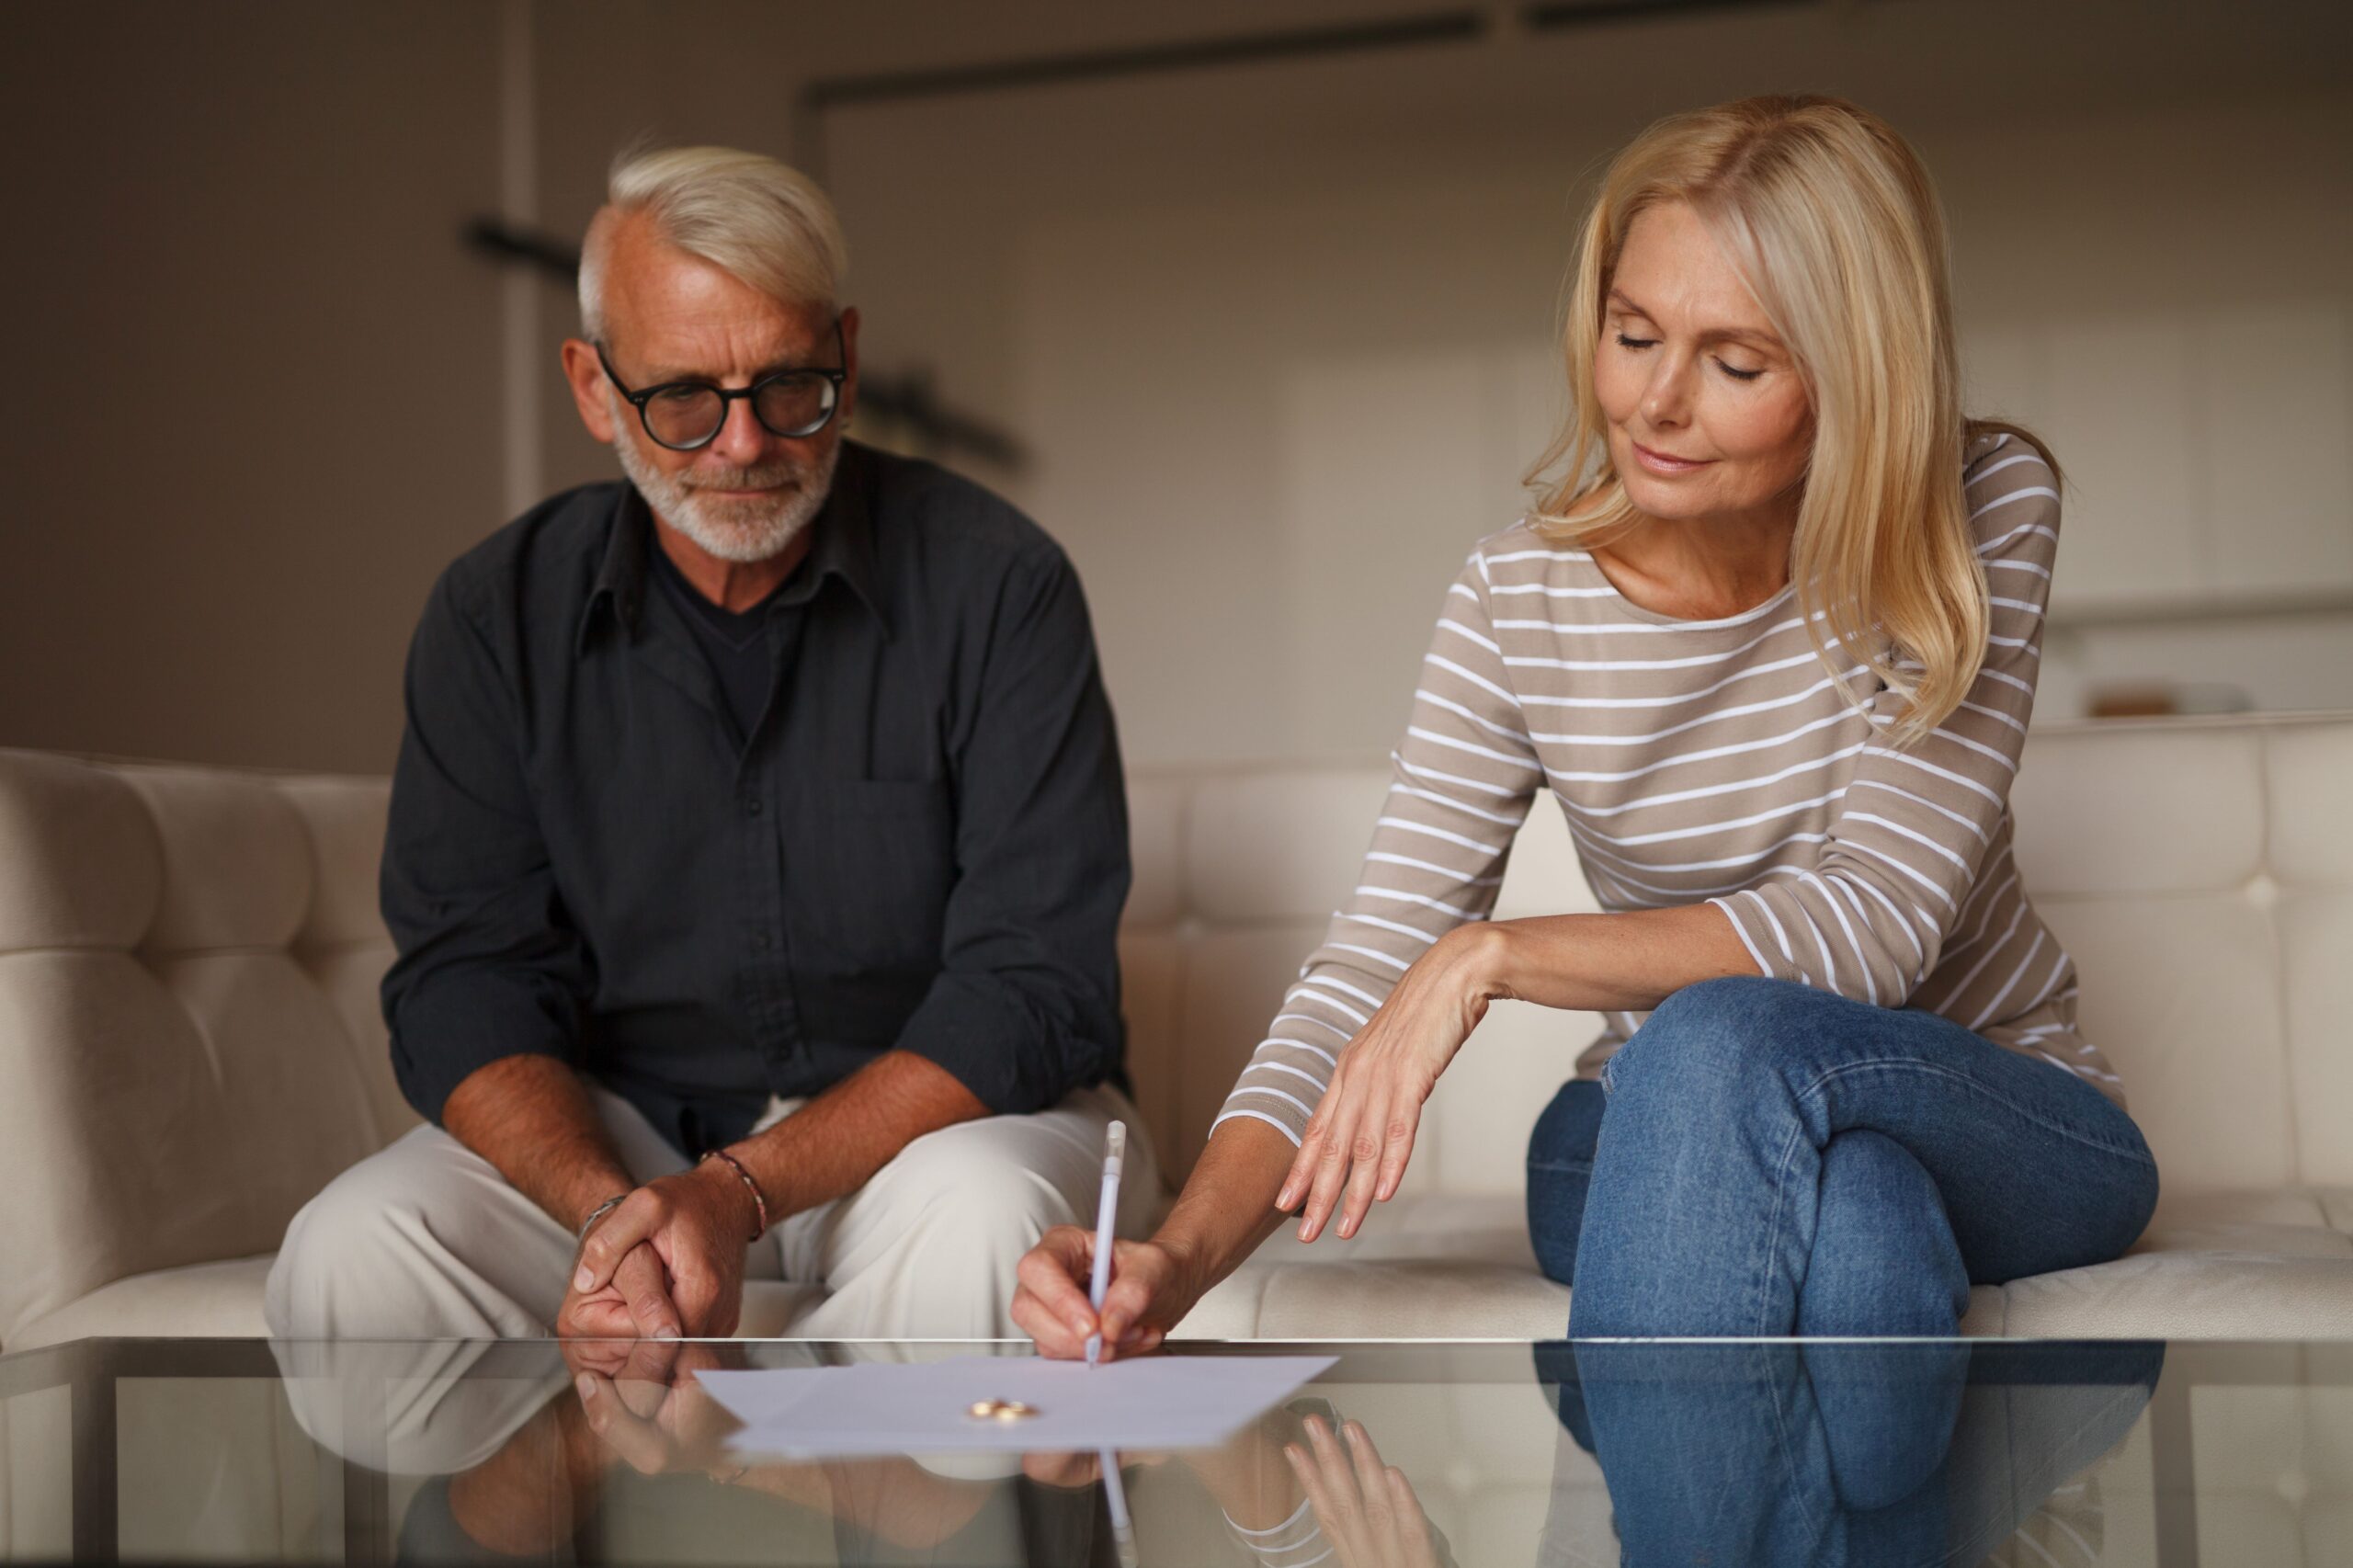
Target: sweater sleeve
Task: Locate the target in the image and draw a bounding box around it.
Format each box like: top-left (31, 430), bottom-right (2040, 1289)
top-left (1708, 436), bottom-right (2061, 1006)
top-left (1211, 548), bottom-right (1542, 1145)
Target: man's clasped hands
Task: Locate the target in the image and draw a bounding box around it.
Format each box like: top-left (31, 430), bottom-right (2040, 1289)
top-left (560, 1157), bottom-right (765, 1340)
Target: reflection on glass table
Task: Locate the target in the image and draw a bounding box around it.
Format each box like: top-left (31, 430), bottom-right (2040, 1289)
top-left (2, 1336), bottom-right (2346, 1564)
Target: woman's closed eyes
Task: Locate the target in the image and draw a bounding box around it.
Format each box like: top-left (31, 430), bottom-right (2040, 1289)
top-left (1612, 330), bottom-right (1768, 381)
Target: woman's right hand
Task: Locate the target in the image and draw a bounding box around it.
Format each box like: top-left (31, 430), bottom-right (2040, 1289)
top-left (1011, 1227), bottom-right (1200, 1361)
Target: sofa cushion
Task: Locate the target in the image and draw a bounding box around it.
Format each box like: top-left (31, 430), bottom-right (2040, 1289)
top-left (2284, 888), bottom-right (2353, 1187)
top-left (0, 751), bottom-right (400, 1349)
top-left (2009, 724), bottom-right (2267, 897)
top-left (1978, 1187), bottom-right (2353, 1339)
top-left (1989, 1252), bottom-right (2353, 1340)
top-left (1184, 770), bottom-right (1392, 926)
top-left (1173, 1188), bottom-right (2353, 1341)
top-left (0, 751), bottom-right (160, 950)
top-left (0, 952), bottom-right (275, 1339)
top-left (6, 1256), bottom-right (275, 1351)
top-left (2040, 894), bottom-right (2294, 1192)
top-left (117, 767), bottom-right (314, 956)
top-left (11, 1264), bottom-right (829, 1350)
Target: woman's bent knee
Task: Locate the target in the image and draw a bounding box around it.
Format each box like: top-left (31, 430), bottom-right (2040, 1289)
top-left (1607, 975), bottom-right (1831, 1093)
top-left (1798, 1131), bottom-right (1967, 1337)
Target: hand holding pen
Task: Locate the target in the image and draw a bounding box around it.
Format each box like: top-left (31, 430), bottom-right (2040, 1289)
top-left (1010, 1124), bottom-right (1195, 1360)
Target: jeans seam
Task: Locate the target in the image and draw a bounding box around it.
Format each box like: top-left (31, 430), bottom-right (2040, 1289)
top-left (1761, 1346), bottom-right (1833, 1536)
top-left (1794, 1055), bottom-right (2157, 1167)
top-left (1751, 1117), bottom-right (1813, 1340)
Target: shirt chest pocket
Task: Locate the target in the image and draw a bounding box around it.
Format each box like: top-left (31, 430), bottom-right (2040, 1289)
top-left (784, 778), bottom-right (957, 975)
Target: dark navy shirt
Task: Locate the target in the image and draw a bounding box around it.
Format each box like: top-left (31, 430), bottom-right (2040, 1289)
top-left (380, 440), bottom-right (1131, 1155)
top-left (646, 530), bottom-right (784, 742)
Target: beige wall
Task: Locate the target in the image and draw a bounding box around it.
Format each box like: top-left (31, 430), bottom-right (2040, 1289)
top-left (988, 95), bottom-right (2353, 766)
top-left (815, 7), bottom-right (2353, 766)
top-left (0, 4), bottom-right (504, 773)
top-left (0, 0), bottom-right (1378, 771)
top-left (2, 1), bottom-right (2347, 776)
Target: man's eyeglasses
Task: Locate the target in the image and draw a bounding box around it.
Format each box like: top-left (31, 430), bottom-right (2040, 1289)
top-left (595, 319), bottom-right (848, 450)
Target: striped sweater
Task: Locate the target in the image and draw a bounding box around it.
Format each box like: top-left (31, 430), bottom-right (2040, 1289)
top-left (1213, 431), bottom-right (2119, 1148)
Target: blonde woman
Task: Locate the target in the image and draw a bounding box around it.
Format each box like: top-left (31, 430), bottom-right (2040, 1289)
top-left (1014, 95), bottom-right (2158, 1348)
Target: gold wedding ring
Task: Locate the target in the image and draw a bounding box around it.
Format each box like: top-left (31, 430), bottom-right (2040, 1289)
top-left (967, 1398), bottom-right (1040, 1421)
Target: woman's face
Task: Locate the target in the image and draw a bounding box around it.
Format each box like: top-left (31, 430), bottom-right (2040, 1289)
top-left (1594, 199), bottom-right (1813, 528)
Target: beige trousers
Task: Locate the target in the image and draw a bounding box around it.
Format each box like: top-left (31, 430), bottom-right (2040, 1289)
top-left (264, 1081), bottom-right (1159, 1346)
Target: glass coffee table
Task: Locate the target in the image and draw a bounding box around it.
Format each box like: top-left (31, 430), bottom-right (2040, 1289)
top-left (1, 1336), bottom-right (2344, 1564)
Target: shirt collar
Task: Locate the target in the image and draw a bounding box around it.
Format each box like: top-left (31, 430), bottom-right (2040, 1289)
top-left (582, 440), bottom-right (888, 652)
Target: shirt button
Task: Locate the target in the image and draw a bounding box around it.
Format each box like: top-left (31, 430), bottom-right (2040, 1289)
top-left (752, 930), bottom-right (770, 950)
top-left (745, 798), bottom-right (763, 816)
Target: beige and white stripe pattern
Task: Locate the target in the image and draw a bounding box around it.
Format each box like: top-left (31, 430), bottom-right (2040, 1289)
top-left (1214, 433), bottom-right (2119, 1147)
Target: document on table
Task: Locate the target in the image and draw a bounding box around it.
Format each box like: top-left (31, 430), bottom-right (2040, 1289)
top-left (698, 1355), bottom-right (1337, 1457)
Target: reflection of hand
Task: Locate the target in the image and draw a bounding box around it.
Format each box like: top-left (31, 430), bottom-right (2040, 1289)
top-left (569, 1163), bottom-right (761, 1337)
top-left (569, 1339), bottom-right (742, 1478)
top-left (1012, 1228), bottom-right (1198, 1361)
top-left (1285, 1417), bottom-right (1439, 1568)
top-left (1279, 930), bottom-right (1495, 1244)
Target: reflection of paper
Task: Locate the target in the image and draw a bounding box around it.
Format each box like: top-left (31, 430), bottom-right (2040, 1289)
top-left (699, 1355), bottom-right (1336, 1457)
top-left (693, 1365), bottom-right (849, 1427)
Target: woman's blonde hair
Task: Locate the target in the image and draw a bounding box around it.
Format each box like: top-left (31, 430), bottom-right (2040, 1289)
top-left (1528, 94), bottom-right (2052, 747)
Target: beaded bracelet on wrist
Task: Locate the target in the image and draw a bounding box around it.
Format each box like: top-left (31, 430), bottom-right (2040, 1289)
top-left (700, 1148), bottom-right (771, 1241)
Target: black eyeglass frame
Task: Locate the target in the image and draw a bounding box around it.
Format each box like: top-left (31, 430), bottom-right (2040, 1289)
top-left (594, 318), bottom-right (849, 450)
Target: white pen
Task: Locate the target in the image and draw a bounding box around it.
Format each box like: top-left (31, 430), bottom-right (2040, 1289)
top-left (1100, 1447), bottom-right (1138, 1566)
top-left (1084, 1119), bottom-right (1126, 1367)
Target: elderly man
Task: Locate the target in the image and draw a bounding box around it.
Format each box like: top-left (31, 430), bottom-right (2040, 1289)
top-left (266, 146), bottom-right (1155, 1345)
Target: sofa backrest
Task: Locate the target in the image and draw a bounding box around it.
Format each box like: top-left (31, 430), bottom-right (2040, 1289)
top-left (1122, 711), bottom-right (2353, 1203)
top-left (1, 711), bottom-right (2344, 1342)
top-left (0, 752), bottom-right (408, 1343)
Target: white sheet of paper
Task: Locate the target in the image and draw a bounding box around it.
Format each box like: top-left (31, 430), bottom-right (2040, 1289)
top-left (699, 1355), bottom-right (1336, 1457)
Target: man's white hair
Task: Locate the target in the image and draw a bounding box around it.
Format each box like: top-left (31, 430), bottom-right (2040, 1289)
top-left (579, 145), bottom-right (848, 336)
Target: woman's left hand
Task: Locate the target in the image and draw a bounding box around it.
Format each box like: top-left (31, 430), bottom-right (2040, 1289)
top-left (1279, 926), bottom-right (1504, 1243)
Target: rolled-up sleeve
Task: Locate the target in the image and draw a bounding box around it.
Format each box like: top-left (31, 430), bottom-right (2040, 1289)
top-left (1708, 449), bottom-right (2061, 1006)
top-left (381, 572), bottom-right (593, 1125)
top-left (890, 548), bottom-right (1130, 1116)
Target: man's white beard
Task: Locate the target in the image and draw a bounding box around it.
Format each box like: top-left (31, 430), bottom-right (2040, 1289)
top-left (609, 404), bottom-right (839, 564)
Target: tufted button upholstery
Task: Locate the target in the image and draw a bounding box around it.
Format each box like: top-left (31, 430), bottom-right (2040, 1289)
top-left (1, 711), bottom-right (2349, 1349)
top-left (0, 749), bottom-right (413, 1350)
top-left (1129, 713), bottom-right (2353, 1339)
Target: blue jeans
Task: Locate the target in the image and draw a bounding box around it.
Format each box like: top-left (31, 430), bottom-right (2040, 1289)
top-left (1526, 976), bottom-right (2159, 1337)
top-left (1536, 1339), bottom-right (2163, 1567)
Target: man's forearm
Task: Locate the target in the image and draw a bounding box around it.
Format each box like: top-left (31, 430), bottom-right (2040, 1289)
top-left (722, 1051), bottom-right (987, 1223)
top-left (442, 1054), bottom-right (636, 1234)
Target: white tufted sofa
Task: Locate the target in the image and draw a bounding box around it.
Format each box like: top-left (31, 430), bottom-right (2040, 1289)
top-left (2, 710), bottom-right (2350, 1354)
